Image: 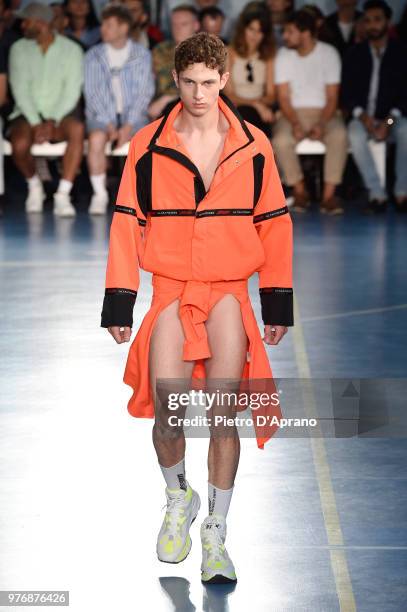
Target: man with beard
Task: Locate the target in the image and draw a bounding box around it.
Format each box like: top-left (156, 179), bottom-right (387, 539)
top-left (273, 9), bottom-right (348, 214)
top-left (342, 0), bottom-right (407, 213)
top-left (7, 2), bottom-right (84, 216)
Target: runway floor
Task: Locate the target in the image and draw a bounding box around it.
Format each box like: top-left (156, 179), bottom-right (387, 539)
top-left (0, 195), bottom-right (406, 612)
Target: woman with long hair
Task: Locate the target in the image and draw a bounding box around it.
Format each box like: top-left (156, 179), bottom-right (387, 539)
top-left (223, 2), bottom-right (276, 137)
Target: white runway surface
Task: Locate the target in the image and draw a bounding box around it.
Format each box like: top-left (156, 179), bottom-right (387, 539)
top-left (1, 212), bottom-right (406, 611)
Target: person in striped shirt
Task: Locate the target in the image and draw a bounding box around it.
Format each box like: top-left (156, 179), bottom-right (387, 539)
top-left (84, 3), bottom-right (155, 215)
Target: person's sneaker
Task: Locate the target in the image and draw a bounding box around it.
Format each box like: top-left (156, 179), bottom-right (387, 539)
top-left (88, 190), bottom-right (109, 215)
top-left (157, 482), bottom-right (201, 564)
top-left (320, 195), bottom-right (344, 215)
top-left (53, 192), bottom-right (76, 217)
top-left (200, 514), bottom-right (237, 584)
top-left (25, 182), bottom-right (46, 213)
top-left (363, 198), bottom-right (387, 214)
top-left (291, 190), bottom-right (311, 213)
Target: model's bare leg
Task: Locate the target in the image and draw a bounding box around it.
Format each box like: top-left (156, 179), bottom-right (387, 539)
top-left (205, 293), bottom-right (248, 489)
top-left (150, 298), bottom-right (195, 468)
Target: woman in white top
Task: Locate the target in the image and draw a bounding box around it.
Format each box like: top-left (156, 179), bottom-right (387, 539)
top-left (223, 2), bottom-right (276, 137)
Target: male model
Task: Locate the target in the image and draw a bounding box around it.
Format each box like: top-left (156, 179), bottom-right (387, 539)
top-left (101, 32), bottom-right (293, 583)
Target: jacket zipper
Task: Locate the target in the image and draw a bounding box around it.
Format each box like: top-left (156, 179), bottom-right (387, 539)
top-left (150, 139), bottom-right (254, 208)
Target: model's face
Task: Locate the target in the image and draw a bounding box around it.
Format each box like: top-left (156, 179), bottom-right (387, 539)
top-left (171, 10), bottom-right (199, 44)
top-left (283, 23), bottom-right (302, 48)
top-left (201, 14), bottom-right (224, 36)
top-left (67, 0), bottom-right (90, 18)
top-left (364, 8), bottom-right (389, 40)
top-left (101, 16), bottom-right (129, 43)
top-left (172, 62), bottom-right (229, 113)
top-left (244, 19), bottom-right (264, 49)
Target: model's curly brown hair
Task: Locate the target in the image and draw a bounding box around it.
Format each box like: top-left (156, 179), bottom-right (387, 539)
top-left (174, 32), bottom-right (228, 76)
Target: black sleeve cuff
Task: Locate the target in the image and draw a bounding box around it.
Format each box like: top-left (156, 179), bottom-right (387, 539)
top-left (100, 288), bottom-right (137, 328)
top-left (259, 287), bottom-right (294, 326)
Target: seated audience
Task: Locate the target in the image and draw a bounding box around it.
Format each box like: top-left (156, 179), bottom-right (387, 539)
top-left (84, 2), bottom-right (155, 215)
top-left (325, 0), bottom-right (363, 57)
top-left (342, 0), bottom-right (407, 214)
top-left (148, 4), bottom-right (200, 121)
top-left (0, 40), bottom-right (5, 215)
top-left (0, 0), bottom-right (22, 57)
top-left (7, 2), bottom-right (84, 217)
top-left (273, 9), bottom-right (347, 214)
top-left (64, 0), bottom-right (100, 49)
top-left (159, 0), bottom-right (229, 40)
top-left (395, 3), bottom-right (407, 43)
top-left (194, 0), bottom-right (230, 40)
top-left (49, 1), bottom-right (70, 37)
top-left (266, 0), bottom-right (292, 49)
top-left (223, 2), bottom-right (276, 138)
top-left (119, 0), bottom-right (164, 49)
top-left (199, 5), bottom-right (227, 44)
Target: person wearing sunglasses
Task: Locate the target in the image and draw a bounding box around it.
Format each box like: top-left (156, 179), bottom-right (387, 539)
top-left (222, 2), bottom-right (276, 138)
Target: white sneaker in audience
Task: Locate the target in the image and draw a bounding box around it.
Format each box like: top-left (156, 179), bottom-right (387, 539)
top-left (53, 191), bottom-right (76, 217)
top-left (88, 190), bottom-right (109, 215)
top-left (25, 182), bottom-right (46, 213)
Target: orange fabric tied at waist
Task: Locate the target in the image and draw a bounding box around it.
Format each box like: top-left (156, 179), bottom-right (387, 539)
top-left (123, 273), bottom-right (283, 450)
top-left (153, 275), bottom-right (249, 362)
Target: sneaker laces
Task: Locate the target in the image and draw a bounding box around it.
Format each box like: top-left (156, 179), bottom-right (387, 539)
top-left (202, 519), bottom-right (225, 556)
top-left (161, 492), bottom-right (186, 536)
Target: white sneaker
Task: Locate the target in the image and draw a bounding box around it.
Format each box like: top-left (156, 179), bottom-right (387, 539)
top-left (53, 192), bottom-right (76, 217)
top-left (25, 182), bottom-right (46, 213)
top-left (200, 514), bottom-right (237, 584)
top-left (88, 191), bottom-right (109, 215)
top-left (157, 482), bottom-right (201, 563)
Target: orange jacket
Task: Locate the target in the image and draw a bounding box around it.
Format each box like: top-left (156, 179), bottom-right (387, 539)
top-left (101, 92), bottom-right (294, 328)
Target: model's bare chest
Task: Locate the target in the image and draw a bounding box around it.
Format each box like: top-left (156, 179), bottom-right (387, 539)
top-left (175, 131), bottom-right (228, 192)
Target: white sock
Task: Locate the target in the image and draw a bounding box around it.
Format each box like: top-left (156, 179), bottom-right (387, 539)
top-left (159, 457), bottom-right (187, 491)
top-left (90, 173), bottom-right (107, 195)
top-left (27, 174), bottom-right (41, 189)
top-left (208, 481), bottom-right (234, 518)
top-left (57, 179), bottom-right (73, 195)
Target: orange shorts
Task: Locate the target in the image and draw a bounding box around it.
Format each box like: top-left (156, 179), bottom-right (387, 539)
top-left (123, 273), bottom-right (282, 449)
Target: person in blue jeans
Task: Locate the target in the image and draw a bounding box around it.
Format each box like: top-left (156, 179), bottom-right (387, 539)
top-left (341, 0), bottom-right (407, 213)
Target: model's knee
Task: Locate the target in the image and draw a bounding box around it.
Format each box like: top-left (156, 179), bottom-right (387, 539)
top-left (209, 428), bottom-right (239, 444)
top-left (153, 416), bottom-right (184, 441)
